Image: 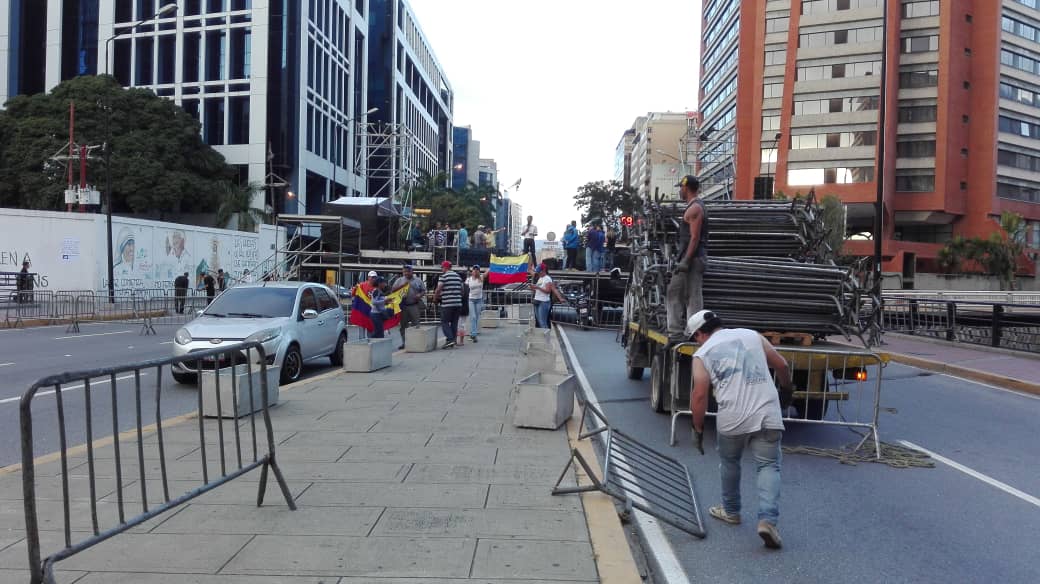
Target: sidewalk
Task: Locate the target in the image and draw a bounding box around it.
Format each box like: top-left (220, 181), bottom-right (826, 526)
top-left (851, 333), bottom-right (1040, 395)
top-left (0, 324), bottom-right (632, 583)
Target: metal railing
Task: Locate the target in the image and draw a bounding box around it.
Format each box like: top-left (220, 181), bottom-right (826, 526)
top-left (19, 342), bottom-right (296, 584)
top-left (883, 296), bottom-right (1040, 353)
top-left (667, 343), bottom-right (886, 458)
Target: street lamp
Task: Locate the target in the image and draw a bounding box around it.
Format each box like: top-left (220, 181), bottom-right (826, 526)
top-left (767, 131), bottom-right (782, 198)
top-left (101, 2), bottom-right (178, 302)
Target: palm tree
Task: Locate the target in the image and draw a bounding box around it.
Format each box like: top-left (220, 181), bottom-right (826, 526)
top-left (215, 181), bottom-right (271, 232)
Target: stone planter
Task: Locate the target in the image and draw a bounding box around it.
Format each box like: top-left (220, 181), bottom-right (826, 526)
top-left (522, 342), bottom-right (558, 376)
top-left (201, 364), bottom-right (279, 419)
top-left (480, 309), bottom-right (500, 328)
top-left (343, 337), bottom-right (393, 372)
top-left (521, 329), bottom-right (552, 355)
top-left (405, 325), bottom-right (439, 352)
top-left (511, 371), bottom-right (576, 430)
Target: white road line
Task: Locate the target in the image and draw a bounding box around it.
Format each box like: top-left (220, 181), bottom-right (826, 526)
top-left (54, 330), bottom-right (132, 340)
top-left (899, 440), bottom-right (1040, 509)
top-left (0, 373), bottom-right (146, 405)
top-left (0, 362), bottom-right (14, 368)
top-left (558, 327), bottom-right (691, 584)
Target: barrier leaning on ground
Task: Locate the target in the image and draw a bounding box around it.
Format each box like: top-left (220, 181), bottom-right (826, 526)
top-left (19, 341), bottom-right (296, 584)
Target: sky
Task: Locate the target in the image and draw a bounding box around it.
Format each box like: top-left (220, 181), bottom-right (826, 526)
top-left (408, 0), bottom-right (702, 235)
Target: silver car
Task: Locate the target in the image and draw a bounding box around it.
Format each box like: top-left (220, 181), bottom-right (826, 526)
top-left (172, 282), bottom-right (347, 385)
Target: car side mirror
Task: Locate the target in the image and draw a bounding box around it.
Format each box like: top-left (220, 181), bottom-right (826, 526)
top-left (302, 309), bottom-right (319, 319)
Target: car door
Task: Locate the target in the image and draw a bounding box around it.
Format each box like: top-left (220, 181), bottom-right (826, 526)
top-left (314, 287), bottom-right (342, 354)
top-left (297, 287), bottom-right (324, 359)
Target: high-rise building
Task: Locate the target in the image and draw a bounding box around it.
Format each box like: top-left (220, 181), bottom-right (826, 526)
top-left (705, 0), bottom-right (1040, 273)
top-left (478, 158), bottom-right (498, 189)
top-left (367, 0), bottom-right (453, 198)
top-left (623, 112), bottom-right (690, 201)
top-left (507, 197), bottom-right (523, 254)
top-left (0, 0), bottom-right (383, 217)
top-left (451, 125), bottom-right (479, 190)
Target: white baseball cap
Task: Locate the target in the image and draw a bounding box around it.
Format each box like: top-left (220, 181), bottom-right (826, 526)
top-left (684, 309), bottom-right (719, 337)
top-left (367, 270), bottom-right (378, 278)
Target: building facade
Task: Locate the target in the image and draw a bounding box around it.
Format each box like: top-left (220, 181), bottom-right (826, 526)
top-left (623, 112), bottom-right (690, 201)
top-left (705, 0), bottom-right (1040, 274)
top-left (450, 125), bottom-right (479, 190)
top-left (614, 127), bottom-right (636, 188)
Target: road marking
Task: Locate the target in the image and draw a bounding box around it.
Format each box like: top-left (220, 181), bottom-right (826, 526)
top-left (0, 373), bottom-right (146, 405)
top-left (899, 440), bottom-right (1040, 509)
top-left (558, 327), bottom-right (691, 584)
top-left (54, 330), bottom-right (132, 340)
top-left (0, 362), bottom-right (14, 368)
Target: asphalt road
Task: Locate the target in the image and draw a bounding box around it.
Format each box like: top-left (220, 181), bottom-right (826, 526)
top-left (0, 322), bottom-right (369, 468)
top-left (563, 328), bottom-right (1040, 584)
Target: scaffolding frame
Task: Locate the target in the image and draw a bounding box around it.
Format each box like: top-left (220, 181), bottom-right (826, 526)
top-left (354, 122), bottom-right (416, 242)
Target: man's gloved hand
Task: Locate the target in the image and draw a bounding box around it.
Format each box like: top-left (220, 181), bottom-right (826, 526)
top-left (692, 429), bottom-right (705, 455)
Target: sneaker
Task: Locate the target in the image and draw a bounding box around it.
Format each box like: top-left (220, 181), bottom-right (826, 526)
top-left (471, 335), bottom-right (478, 343)
top-left (398, 344), bottom-right (405, 350)
top-left (709, 505), bottom-right (741, 525)
top-left (442, 340), bottom-right (456, 349)
top-left (757, 520), bottom-right (782, 549)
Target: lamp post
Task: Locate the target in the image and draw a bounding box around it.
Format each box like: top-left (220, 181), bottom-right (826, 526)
top-left (767, 131), bottom-right (782, 198)
top-left (101, 2), bottom-right (178, 302)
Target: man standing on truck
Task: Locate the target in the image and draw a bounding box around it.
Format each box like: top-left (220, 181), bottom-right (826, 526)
top-left (666, 175), bottom-right (708, 342)
top-left (521, 216), bottom-right (538, 265)
top-left (686, 309), bottom-right (794, 550)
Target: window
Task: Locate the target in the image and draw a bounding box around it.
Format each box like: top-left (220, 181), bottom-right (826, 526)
top-left (762, 115), bottom-right (781, 131)
top-left (134, 37), bottom-right (153, 85)
top-left (206, 30), bottom-right (226, 81)
top-left (763, 83), bottom-right (784, 98)
top-left (765, 50), bottom-right (786, 66)
top-left (998, 183), bottom-right (1040, 203)
top-left (898, 105), bottom-right (937, 122)
top-left (999, 115), bottom-right (1040, 139)
top-left (300, 288), bottom-right (318, 312)
top-left (902, 1), bottom-right (939, 18)
top-left (790, 131), bottom-right (877, 149)
top-left (316, 288), bottom-right (338, 312)
top-left (801, 0), bottom-right (881, 15)
top-left (766, 17), bottom-right (789, 33)
top-left (793, 95), bottom-right (880, 115)
top-left (228, 96), bottom-right (249, 145)
top-left (204, 98), bottom-right (224, 145)
top-left (797, 61), bottom-right (880, 81)
top-left (787, 166), bottom-right (875, 185)
top-left (899, 70), bottom-right (938, 88)
top-left (902, 35), bottom-right (939, 53)
top-left (157, 35), bottom-right (176, 85)
top-left (230, 29), bottom-right (251, 79)
top-left (799, 26), bottom-right (882, 48)
top-left (895, 174), bottom-right (935, 191)
top-left (896, 140), bottom-right (936, 158)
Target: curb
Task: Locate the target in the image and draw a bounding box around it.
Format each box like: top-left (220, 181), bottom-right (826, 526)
top-left (883, 352), bottom-right (1040, 397)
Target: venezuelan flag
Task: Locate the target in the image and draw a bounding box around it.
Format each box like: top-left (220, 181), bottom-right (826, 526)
top-left (348, 284), bottom-right (408, 332)
top-left (488, 254), bottom-right (530, 285)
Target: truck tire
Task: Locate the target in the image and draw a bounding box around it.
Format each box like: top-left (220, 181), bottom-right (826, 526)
top-left (627, 366), bottom-right (644, 380)
top-left (650, 352), bottom-right (671, 414)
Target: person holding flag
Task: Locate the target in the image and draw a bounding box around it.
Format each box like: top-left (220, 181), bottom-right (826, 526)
top-left (349, 276), bottom-right (407, 339)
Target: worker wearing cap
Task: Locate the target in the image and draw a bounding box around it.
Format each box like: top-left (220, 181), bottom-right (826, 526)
top-left (360, 270), bottom-right (379, 295)
top-left (391, 264), bottom-right (426, 350)
top-left (666, 175), bottom-right (709, 342)
top-left (686, 309), bottom-right (794, 550)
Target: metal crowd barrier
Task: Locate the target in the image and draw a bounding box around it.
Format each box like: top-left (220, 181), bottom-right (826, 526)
top-left (883, 296), bottom-right (1040, 353)
top-left (667, 343), bottom-right (886, 459)
top-left (19, 342), bottom-right (296, 584)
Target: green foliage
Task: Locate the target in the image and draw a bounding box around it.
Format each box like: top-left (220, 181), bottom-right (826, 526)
top-left (573, 180), bottom-right (641, 227)
top-left (936, 212), bottom-right (1026, 289)
top-left (0, 75), bottom-right (234, 216)
top-left (215, 182), bottom-right (271, 232)
top-left (818, 194), bottom-right (847, 258)
top-left (409, 170), bottom-right (494, 230)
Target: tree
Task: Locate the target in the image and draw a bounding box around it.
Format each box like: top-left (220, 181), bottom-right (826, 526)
top-left (818, 194), bottom-right (847, 258)
top-left (935, 211), bottom-right (1026, 289)
top-left (573, 180), bottom-right (641, 227)
top-left (409, 170), bottom-right (493, 230)
top-left (216, 182), bottom-right (272, 232)
top-left (0, 75), bottom-right (234, 217)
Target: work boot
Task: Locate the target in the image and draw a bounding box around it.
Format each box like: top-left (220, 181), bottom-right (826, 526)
top-left (709, 505), bottom-right (740, 525)
top-left (757, 520), bottom-right (782, 549)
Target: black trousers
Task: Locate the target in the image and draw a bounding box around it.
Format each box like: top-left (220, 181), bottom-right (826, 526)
top-left (523, 238), bottom-right (536, 259)
top-left (174, 290), bottom-right (187, 313)
top-left (565, 248), bottom-right (578, 269)
top-left (440, 306), bottom-right (461, 342)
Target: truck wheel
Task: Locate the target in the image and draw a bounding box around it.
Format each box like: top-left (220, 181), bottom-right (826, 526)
top-left (627, 366), bottom-right (644, 380)
top-left (650, 353), bottom-right (671, 414)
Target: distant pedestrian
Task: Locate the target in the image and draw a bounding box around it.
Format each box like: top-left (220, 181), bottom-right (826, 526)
top-left (361, 270), bottom-right (379, 295)
top-left (409, 223), bottom-right (425, 250)
top-left (458, 269), bottom-right (470, 346)
top-left (521, 215), bottom-right (538, 264)
top-left (605, 226), bottom-right (618, 270)
top-left (242, 269), bottom-right (253, 284)
top-left (585, 224), bottom-right (605, 272)
top-left (217, 269), bottom-right (227, 292)
top-left (474, 225), bottom-right (487, 250)
top-left (458, 223), bottom-right (470, 250)
top-left (369, 278), bottom-right (394, 339)
top-left (466, 265), bottom-right (485, 342)
top-left (16, 260), bottom-right (32, 303)
top-left (532, 263), bottom-right (566, 329)
top-left (173, 272), bottom-right (189, 314)
top-left (434, 261), bottom-right (463, 348)
top-left (687, 310), bottom-right (793, 550)
top-left (561, 221), bottom-right (580, 270)
top-left (391, 264), bottom-right (427, 350)
top-left (204, 273), bottom-right (216, 304)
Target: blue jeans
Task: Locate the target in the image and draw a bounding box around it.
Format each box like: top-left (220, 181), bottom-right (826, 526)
top-left (534, 300), bottom-right (551, 328)
top-left (716, 428), bottom-right (782, 525)
top-left (469, 298), bottom-right (484, 336)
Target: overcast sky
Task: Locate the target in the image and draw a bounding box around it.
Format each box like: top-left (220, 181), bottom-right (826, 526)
top-left (408, 0), bottom-right (702, 236)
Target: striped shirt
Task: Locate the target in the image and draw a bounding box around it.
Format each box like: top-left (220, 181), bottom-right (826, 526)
top-left (439, 271), bottom-right (464, 308)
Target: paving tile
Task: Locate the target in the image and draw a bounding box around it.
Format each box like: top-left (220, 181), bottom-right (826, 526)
top-left (75, 574), bottom-right (331, 584)
top-left (486, 485), bottom-right (583, 511)
top-left (471, 539), bottom-right (598, 581)
top-left (296, 481), bottom-right (487, 508)
top-left (0, 569), bottom-right (86, 583)
top-left (279, 431), bottom-right (431, 449)
top-left (151, 503), bottom-right (382, 536)
top-left (100, 478), bottom-right (310, 505)
top-left (427, 432), bottom-right (567, 450)
top-left (0, 473), bottom-right (119, 502)
top-left (221, 534), bottom-right (476, 578)
top-left (340, 446), bottom-right (496, 465)
top-left (368, 419), bottom-right (503, 434)
top-left (336, 579), bottom-right (594, 584)
top-left (372, 508), bottom-right (589, 541)
top-left (405, 463), bottom-right (574, 486)
top-left (275, 462), bottom-right (411, 482)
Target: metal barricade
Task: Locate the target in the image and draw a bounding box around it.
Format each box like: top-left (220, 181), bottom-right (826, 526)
top-left (19, 342), bottom-right (296, 584)
top-left (668, 343), bottom-right (886, 458)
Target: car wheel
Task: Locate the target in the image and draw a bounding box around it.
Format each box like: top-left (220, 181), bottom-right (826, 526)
top-left (330, 332), bottom-right (347, 366)
top-left (172, 372), bottom-right (197, 385)
top-left (280, 344), bottom-right (303, 384)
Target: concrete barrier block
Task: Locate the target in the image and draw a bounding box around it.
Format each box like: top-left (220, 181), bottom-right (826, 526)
top-left (343, 337), bottom-right (394, 372)
top-left (201, 365), bottom-right (280, 418)
top-left (511, 371), bottom-right (576, 430)
top-left (480, 309), bottom-right (500, 328)
top-left (405, 325), bottom-right (439, 352)
top-left (522, 343), bottom-right (558, 375)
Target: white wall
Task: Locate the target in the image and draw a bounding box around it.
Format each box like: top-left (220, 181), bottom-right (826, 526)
top-left (0, 208), bottom-right (281, 292)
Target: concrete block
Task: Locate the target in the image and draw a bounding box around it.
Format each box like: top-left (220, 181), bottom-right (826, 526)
top-left (521, 344), bottom-right (559, 376)
top-left (520, 329), bottom-right (552, 354)
top-left (516, 303), bottom-right (534, 323)
top-left (405, 325), bottom-right (439, 352)
top-left (343, 337), bottom-right (393, 372)
top-left (511, 371), bottom-right (575, 430)
top-left (480, 309), bottom-right (500, 328)
top-left (201, 364), bottom-right (279, 418)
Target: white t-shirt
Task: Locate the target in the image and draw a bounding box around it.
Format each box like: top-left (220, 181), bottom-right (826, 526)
top-left (466, 276), bottom-right (484, 301)
top-left (534, 275), bottom-right (552, 302)
top-left (693, 328), bottom-right (784, 436)
top-left (522, 224), bottom-right (538, 238)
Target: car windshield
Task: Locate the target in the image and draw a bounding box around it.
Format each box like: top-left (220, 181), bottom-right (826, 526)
top-left (204, 287), bottom-right (297, 318)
